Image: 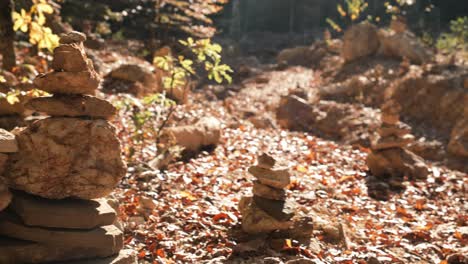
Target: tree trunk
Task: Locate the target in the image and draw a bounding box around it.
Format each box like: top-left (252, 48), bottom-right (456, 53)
top-left (0, 0), bottom-right (16, 70)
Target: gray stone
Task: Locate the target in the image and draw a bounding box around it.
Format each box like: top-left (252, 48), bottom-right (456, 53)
top-left (9, 191), bottom-right (117, 229)
top-left (253, 196), bottom-right (296, 221)
top-left (248, 165), bottom-right (290, 189)
top-left (238, 197), bottom-right (293, 234)
top-left (0, 236), bottom-right (121, 264)
top-left (252, 181), bottom-right (286, 201)
top-left (0, 128), bottom-right (17, 153)
top-left (0, 213), bottom-right (123, 255)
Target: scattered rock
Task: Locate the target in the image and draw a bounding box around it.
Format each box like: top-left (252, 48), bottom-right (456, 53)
top-left (9, 191), bottom-right (117, 229)
top-left (448, 118), bottom-right (468, 158)
top-left (378, 30), bottom-right (432, 64)
top-left (161, 117), bottom-right (221, 153)
top-left (0, 128), bottom-right (18, 152)
top-left (106, 64), bottom-right (160, 97)
top-left (367, 148), bottom-right (429, 180)
top-left (5, 118), bottom-right (126, 199)
top-left (0, 213), bottom-right (123, 255)
top-left (34, 70), bottom-right (100, 95)
top-left (342, 22), bottom-right (380, 63)
top-left (26, 95), bottom-right (116, 119)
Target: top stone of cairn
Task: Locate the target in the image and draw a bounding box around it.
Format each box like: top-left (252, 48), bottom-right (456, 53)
top-left (59, 31), bottom-right (87, 44)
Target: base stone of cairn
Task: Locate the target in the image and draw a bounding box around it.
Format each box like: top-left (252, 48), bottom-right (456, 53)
top-left (367, 100), bottom-right (429, 180)
top-left (0, 31), bottom-right (134, 264)
top-left (239, 154), bottom-right (313, 239)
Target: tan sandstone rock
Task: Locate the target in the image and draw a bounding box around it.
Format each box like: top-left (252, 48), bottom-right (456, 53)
top-left (253, 181), bottom-right (286, 201)
top-left (448, 118), bottom-right (468, 158)
top-left (0, 178), bottom-right (12, 211)
top-left (26, 95), bottom-right (116, 118)
top-left (0, 128), bottom-right (18, 152)
top-left (52, 43), bottom-right (90, 72)
top-left (5, 118), bottom-right (126, 199)
top-left (9, 191), bottom-right (117, 229)
top-left (60, 31), bottom-right (87, 44)
top-left (378, 30), bottom-right (432, 65)
top-left (377, 123), bottom-right (411, 137)
top-left (238, 196), bottom-right (293, 234)
top-left (248, 165), bottom-right (290, 189)
top-left (34, 70), bottom-right (100, 95)
top-left (367, 148), bottom-right (429, 180)
top-left (0, 213), bottom-right (123, 251)
top-left (0, 237), bottom-right (124, 264)
top-left (342, 22), bottom-right (380, 63)
top-left (372, 134), bottom-right (415, 150)
top-left (59, 249), bottom-right (138, 264)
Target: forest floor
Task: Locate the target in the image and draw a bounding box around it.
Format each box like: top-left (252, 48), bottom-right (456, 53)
top-left (110, 65), bottom-right (467, 264)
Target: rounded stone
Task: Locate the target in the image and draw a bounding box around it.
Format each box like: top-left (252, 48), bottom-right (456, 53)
top-left (4, 118), bottom-right (126, 199)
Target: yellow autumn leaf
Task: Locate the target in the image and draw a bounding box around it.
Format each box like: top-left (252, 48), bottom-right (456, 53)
top-left (12, 9), bottom-right (31, 32)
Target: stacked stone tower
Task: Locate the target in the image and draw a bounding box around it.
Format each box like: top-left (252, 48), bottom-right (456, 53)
top-left (367, 100), bottom-right (429, 180)
top-left (0, 32), bottom-right (133, 263)
top-left (239, 154), bottom-right (305, 235)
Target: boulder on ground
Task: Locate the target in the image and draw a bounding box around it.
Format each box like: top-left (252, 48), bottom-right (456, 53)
top-left (0, 213), bottom-right (123, 254)
top-left (448, 118), bottom-right (468, 158)
top-left (277, 45), bottom-right (327, 66)
top-left (59, 249), bottom-right (138, 264)
top-left (0, 177), bottom-right (12, 211)
top-left (106, 64), bottom-right (161, 97)
top-left (342, 22), bottom-right (380, 62)
top-left (276, 95), bottom-right (316, 131)
top-left (0, 128), bottom-right (18, 152)
top-left (161, 117), bottom-right (221, 153)
top-left (378, 30), bottom-right (432, 64)
top-left (9, 191), bottom-right (117, 229)
top-left (5, 118), bottom-right (126, 199)
top-left (34, 70), bottom-right (100, 95)
top-left (26, 95), bottom-right (116, 119)
top-left (367, 148), bottom-right (429, 180)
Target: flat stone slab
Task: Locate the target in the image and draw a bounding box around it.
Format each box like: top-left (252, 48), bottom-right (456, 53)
top-left (33, 70), bottom-right (100, 95)
top-left (372, 134), bottom-right (415, 150)
top-left (381, 113), bottom-right (400, 125)
top-left (377, 123), bottom-right (411, 137)
top-left (0, 236), bottom-right (122, 264)
top-left (248, 165), bottom-right (290, 189)
top-left (253, 196), bottom-right (296, 221)
top-left (58, 249), bottom-right (137, 264)
top-left (0, 128), bottom-right (18, 153)
top-left (0, 213), bottom-right (123, 254)
top-left (26, 95), bottom-right (116, 119)
top-left (252, 181), bottom-right (286, 201)
top-left (9, 191), bottom-right (117, 229)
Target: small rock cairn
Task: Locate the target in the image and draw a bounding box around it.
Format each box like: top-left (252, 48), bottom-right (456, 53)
top-left (0, 31), bottom-right (134, 264)
top-left (239, 154), bottom-right (312, 238)
top-left (367, 100), bottom-right (429, 180)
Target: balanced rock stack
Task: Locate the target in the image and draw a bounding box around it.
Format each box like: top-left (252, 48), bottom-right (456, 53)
top-left (367, 100), bottom-right (429, 180)
top-left (0, 31), bottom-right (133, 264)
top-left (239, 154), bottom-right (312, 237)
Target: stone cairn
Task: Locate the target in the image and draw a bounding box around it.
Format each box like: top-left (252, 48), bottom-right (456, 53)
top-left (0, 32), bottom-right (135, 264)
top-left (367, 100), bottom-right (429, 180)
top-left (239, 154), bottom-right (313, 238)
